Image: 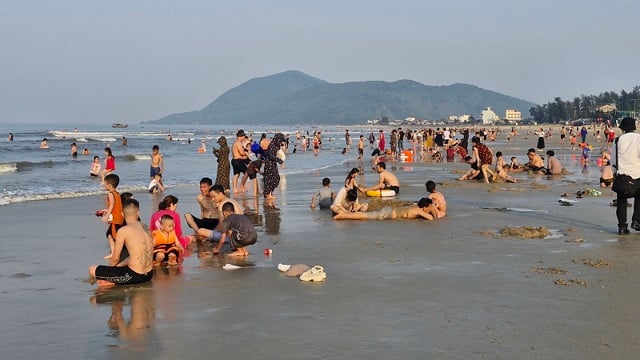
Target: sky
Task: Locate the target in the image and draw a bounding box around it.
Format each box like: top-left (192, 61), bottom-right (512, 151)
top-left (1, 0), bottom-right (638, 124)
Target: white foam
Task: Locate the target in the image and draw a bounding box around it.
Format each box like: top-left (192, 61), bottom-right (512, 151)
top-left (0, 163), bottom-right (17, 174)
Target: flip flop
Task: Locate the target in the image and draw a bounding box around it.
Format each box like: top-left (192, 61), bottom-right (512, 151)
top-left (299, 265), bottom-right (327, 282)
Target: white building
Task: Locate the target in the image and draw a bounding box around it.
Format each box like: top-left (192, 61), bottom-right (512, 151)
top-left (481, 107), bottom-right (500, 125)
top-left (505, 109), bottom-right (522, 122)
top-left (448, 114), bottom-right (472, 123)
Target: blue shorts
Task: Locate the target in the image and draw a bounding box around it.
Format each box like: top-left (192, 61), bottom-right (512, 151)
top-left (150, 166), bottom-right (161, 177)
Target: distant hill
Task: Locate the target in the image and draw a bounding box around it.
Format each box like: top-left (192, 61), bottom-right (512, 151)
top-left (148, 70), bottom-right (536, 125)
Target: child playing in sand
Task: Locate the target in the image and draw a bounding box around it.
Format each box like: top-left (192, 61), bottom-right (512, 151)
top-left (99, 174), bottom-right (124, 259)
top-left (495, 152), bottom-right (517, 183)
top-left (311, 177), bottom-right (335, 209)
top-left (212, 202), bottom-right (257, 257)
top-left (425, 180), bottom-right (447, 217)
top-left (509, 156), bottom-right (522, 171)
top-left (152, 215), bottom-right (183, 266)
top-left (90, 156), bottom-right (101, 177)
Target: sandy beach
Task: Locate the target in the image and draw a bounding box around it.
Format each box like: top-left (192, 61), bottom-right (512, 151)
top-left (1, 125), bottom-right (639, 360)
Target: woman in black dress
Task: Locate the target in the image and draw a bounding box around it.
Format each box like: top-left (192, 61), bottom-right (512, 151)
top-left (263, 133), bottom-right (285, 199)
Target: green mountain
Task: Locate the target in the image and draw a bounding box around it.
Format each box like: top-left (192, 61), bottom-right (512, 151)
top-left (149, 70), bottom-right (536, 125)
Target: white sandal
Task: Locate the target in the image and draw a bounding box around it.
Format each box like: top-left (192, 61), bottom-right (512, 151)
top-left (299, 265), bottom-right (327, 282)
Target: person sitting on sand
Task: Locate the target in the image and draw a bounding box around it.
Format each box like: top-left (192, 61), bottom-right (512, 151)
top-left (212, 202), bottom-right (257, 257)
top-left (425, 180), bottom-right (447, 217)
top-left (523, 148), bottom-right (545, 173)
top-left (331, 187), bottom-right (368, 215)
top-left (458, 156), bottom-right (482, 181)
top-left (195, 184), bottom-right (244, 242)
top-left (495, 152), bottom-right (517, 183)
top-left (333, 198), bottom-right (439, 221)
top-left (311, 177), bottom-right (335, 209)
top-left (509, 156), bottom-right (523, 171)
top-left (363, 162), bottom-right (400, 194)
top-left (151, 215), bottom-right (184, 266)
top-left (89, 199), bottom-right (153, 287)
top-left (544, 150), bottom-right (563, 175)
top-left (600, 158), bottom-right (614, 188)
top-left (185, 177), bottom-right (220, 234)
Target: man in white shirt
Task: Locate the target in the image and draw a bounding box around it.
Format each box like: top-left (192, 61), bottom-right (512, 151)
top-left (610, 117), bottom-right (640, 234)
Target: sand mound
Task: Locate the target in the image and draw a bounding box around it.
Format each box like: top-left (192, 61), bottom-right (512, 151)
top-left (366, 198), bottom-right (415, 211)
top-left (500, 226), bottom-right (552, 239)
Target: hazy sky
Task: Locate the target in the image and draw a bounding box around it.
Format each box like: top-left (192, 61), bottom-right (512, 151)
top-left (1, 0), bottom-right (638, 124)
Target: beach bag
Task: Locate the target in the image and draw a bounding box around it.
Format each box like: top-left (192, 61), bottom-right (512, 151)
top-left (612, 174), bottom-right (639, 198)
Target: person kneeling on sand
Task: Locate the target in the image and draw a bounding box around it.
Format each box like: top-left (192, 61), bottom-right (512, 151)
top-left (331, 187), bottom-right (368, 216)
top-left (333, 198), bottom-right (439, 221)
top-left (212, 202), bottom-right (257, 257)
top-left (426, 180), bottom-right (447, 217)
top-left (458, 156), bottom-right (482, 181)
top-left (88, 199), bottom-right (154, 287)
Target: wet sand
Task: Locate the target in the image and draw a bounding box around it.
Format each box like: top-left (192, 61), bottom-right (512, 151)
top-left (1, 126), bottom-right (639, 359)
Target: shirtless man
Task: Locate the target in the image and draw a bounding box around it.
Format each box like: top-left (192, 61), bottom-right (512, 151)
top-left (89, 199), bottom-right (154, 287)
top-left (545, 150), bottom-right (563, 175)
top-left (150, 145), bottom-right (164, 178)
top-left (196, 184), bottom-right (244, 241)
top-left (425, 180), bottom-right (446, 217)
top-left (184, 177), bottom-right (220, 235)
top-left (363, 162), bottom-right (400, 194)
top-left (231, 130), bottom-right (250, 193)
top-left (523, 148), bottom-right (545, 174)
top-left (260, 133), bottom-right (271, 153)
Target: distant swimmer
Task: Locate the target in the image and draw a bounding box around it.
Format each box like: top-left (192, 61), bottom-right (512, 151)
top-left (71, 142), bottom-right (78, 158)
top-left (8, 133), bottom-right (13, 142)
top-left (90, 156), bottom-right (101, 177)
top-left (40, 138), bottom-right (48, 149)
top-left (122, 137), bottom-right (128, 146)
top-left (82, 148), bottom-right (89, 155)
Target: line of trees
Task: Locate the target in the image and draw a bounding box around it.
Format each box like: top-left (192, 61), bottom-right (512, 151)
top-left (529, 86), bottom-right (640, 124)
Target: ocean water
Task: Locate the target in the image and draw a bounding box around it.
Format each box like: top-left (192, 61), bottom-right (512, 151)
top-left (0, 123), bottom-right (606, 206)
top-left (0, 123), bottom-right (362, 206)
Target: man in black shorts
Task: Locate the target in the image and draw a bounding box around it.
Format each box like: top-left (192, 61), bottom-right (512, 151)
top-left (232, 129), bottom-right (251, 193)
top-left (89, 199), bottom-right (154, 287)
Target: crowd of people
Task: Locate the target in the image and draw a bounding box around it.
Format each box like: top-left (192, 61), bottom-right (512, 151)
top-left (83, 120), bottom-right (633, 287)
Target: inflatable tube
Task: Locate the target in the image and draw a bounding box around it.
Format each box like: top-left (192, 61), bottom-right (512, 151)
top-left (366, 189), bottom-right (396, 197)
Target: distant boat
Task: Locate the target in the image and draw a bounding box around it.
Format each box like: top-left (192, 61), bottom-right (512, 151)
top-left (112, 123), bottom-right (128, 128)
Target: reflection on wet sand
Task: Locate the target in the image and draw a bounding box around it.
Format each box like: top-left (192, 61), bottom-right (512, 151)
top-left (90, 282), bottom-right (156, 351)
top-left (263, 198), bottom-right (281, 235)
top-left (193, 239), bottom-right (256, 268)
